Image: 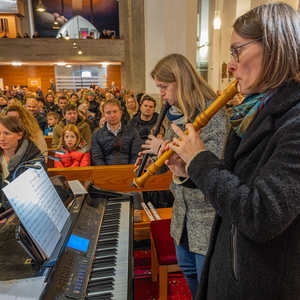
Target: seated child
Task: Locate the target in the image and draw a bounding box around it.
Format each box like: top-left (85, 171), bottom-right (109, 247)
top-left (37, 98), bottom-right (46, 115)
top-left (44, 111), bottom-right (59, 136)
top-left (54, 124), bottom-right (91, 168)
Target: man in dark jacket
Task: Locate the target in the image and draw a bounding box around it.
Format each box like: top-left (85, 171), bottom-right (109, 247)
top-left (55, 96), bottom-right (68, 119)
top-left (35, 86), bottom-right (43, 98)
top-left (127, 95), bottom-right (158, 144)
top-left (50, 79), bottom-right (56, 93)
top-left (87, 91), bottom-right (100, 114)
top-left (52, 103), bottom-right (92, 148)
top-left (26, 98), bottom-right (48, 132)
top-left (91, 99), bottom-right (141, 166)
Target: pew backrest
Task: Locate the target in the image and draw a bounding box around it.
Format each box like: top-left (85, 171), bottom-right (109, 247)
top-left (48, 165), bottom-right (172, 193)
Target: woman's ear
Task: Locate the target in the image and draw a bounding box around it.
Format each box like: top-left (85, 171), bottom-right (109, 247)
top-left (17, 132), bottom-right (23, 140)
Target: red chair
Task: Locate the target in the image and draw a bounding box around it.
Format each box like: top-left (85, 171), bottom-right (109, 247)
top-left (150, 219), bottom-right (180, 300)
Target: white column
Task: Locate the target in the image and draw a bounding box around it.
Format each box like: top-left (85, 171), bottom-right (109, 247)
top-left (145, 0), bottom-right (198, 101)
top-left (236, 0), bottom-right (250, 18)
top-left (27, 0), bottom-right (35, 37)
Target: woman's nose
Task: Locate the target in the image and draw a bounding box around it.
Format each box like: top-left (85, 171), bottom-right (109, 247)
top-left (228, 57), bottom-right (237, 73)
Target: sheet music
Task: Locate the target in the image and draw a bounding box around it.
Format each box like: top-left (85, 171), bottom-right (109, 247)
top-left (0, 276), bottom-right (45, 300)
top-left (3, 166), bottom-right (69, 258)
top-left (68, 180), bottom-right (88, 196)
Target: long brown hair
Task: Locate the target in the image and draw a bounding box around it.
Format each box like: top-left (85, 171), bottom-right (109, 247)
top-left (57, 124), bottom-right (81, 151)
top-left (44, 92), bottom-right (54, 103)
top-left (234, 3), bottom-right (300, 92)
top-left (0, 116), bottom-right (31, 156)
top-left (151, 53), bottom-right (216, 124)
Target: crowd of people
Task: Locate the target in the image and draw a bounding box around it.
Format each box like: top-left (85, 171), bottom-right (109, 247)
top-left (1, 29), bottom-right (118, 39)
top-left (0, 81), bottom-right (159, 174)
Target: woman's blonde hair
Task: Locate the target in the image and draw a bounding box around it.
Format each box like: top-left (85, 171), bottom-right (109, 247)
top-left (57, 124), bottom-right (81, 151)
top-left (0, 116), bottom-right (31, 156)
top-left (234, 2), bottom-right (300, 92)
top-left (151, 53), bottom-right (216, 123)
top-left (5, 105), bottom-right (40, 144)
top-left (126, 97), bottom-right (138, 118)
top-left (123, 94), bottom-right (130, 103)
top-left (8, 98), bottom-right (22, 106)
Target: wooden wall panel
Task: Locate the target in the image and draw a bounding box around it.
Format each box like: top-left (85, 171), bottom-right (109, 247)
top-left (41, 67), bottom-right (55, 92)
top-left (11, 67), bottom-right (27, 86)
top-left (0, 66), bottom-right (13, 89)
top-left (106, 65), bottom-right (122, 89)
top-left (0, 66), bottom-right (55, 93)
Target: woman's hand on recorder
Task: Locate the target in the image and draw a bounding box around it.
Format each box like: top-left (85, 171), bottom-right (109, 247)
top-left (134, 153), bottom-right (154, 172)
top-left (142, 134), bottom-right (164, 155)
top-left (168, 123), bottom-right (205, 164)
top-left (158, 140), bottom-right (188, 178)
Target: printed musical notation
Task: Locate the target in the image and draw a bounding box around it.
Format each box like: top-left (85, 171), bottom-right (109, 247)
top-left (3, 166), bottom-right (69, 258)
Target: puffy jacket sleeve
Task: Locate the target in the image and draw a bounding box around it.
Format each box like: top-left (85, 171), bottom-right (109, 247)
top-left (81, 124), bottom-right (92, 147)
top-left (80, 152), bottom-right (91, 166)
top-left (68, 160), bottom-right (80, 167)
top-left (129, 128), bottom-right (142, 164)
top-left (127, 118), bottom-right (135, 128)
top-left (54, 154), bottom-right (64, 168)
top-left (91, 131), bottom-right (106, 166)
top-left (52, 125), bottom-right (61, 148)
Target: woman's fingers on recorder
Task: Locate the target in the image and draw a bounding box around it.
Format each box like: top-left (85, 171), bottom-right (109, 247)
top-left (158, 140), bottom-right (171, 158)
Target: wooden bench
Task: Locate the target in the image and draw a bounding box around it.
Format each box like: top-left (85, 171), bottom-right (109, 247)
top-left (48, 165), bottom-right (172, 193)
top-left (44, 136), bottom-right (53, 149)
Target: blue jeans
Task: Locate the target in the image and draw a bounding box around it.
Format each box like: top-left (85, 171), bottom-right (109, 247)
top-left (174, 227), bottom-right (205, 300)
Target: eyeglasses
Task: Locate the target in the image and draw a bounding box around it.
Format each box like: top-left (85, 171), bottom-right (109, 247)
top-left (230, 37), bottom-right (262, 62)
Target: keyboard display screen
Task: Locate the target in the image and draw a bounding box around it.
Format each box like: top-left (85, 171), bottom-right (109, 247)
top-left (67, 235), bottom-right (89, 252)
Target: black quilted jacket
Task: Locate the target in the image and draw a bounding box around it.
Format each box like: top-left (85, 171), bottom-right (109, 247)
top-left (91, 121), bottom-right (141, 166)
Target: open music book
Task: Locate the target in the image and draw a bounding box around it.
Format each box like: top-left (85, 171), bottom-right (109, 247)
top-left (3, 165), bottom-right (70, 259)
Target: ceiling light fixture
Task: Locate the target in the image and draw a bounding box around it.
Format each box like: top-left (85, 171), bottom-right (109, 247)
top-left (101, 62), bottom-right (110, 67)
top-left (57, 62), bottom-right (66, 66)
top-left (53, 18), bottom-right (59, 29)
top-left (78, 49), bottom-right (82, 55)
top-left (66, 65), bottom-right (71, 68)
top-left (73, 42), bottom-right (77, 48)
top-left (65, 31), bottom-right (70, 40)
top-left (12, 62), bottom-right (22, 66)
top-left (214, 11), bottom-right (221, 29)
top-left (36, 0), bottom-right (46, 12)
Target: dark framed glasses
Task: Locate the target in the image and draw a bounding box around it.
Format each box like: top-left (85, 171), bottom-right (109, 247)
top-left (230, 37), bottom-right (262, 62)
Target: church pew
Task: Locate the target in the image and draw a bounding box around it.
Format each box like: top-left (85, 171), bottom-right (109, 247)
top-left (44, 136), bottom-right (53, 149)
top-left (47, 165), bottom-right (172, 193)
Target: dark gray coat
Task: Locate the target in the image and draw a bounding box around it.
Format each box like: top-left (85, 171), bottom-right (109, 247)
top-left (91, 121), bottom-right (141, 166)
top-left (34, 112), bottom-right (48, 133)
top-left (127, 112), bottom-right (159, 144)
top-left (185, 81), bottom-right (300, 299)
